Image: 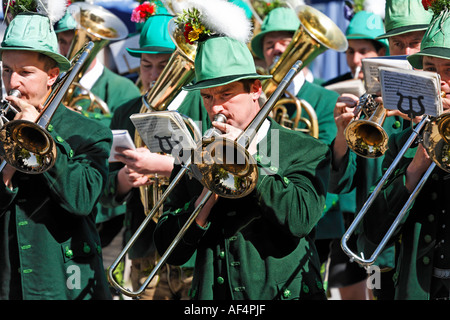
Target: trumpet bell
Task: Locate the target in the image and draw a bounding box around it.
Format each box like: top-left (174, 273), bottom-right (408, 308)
top-left (0, 120), bottom-right (56, 173)
top-left (423, 113), bottom-right (450, 173)
top-left (345, 119), bottom-right (389, 158)
top-left (191, 138), bottom-right (258, 199)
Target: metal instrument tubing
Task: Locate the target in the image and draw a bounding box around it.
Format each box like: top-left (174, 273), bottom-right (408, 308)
top-left (237, 60), bottom-right (303, 148)
top-left (341, 115), bottom-right (430, 266)
top-left (107, 158), bottom-right (192, 296)
top-left (368, 162), bottom-right (436, 265)
top-left (136, 189), bottom-right (213, 297)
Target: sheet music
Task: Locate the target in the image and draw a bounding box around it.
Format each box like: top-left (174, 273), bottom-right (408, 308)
top-left (130, 111), bottom-right (196, 164)
top-left (109, 130), bottom-right (136, 162)
top-left (362, 55), bottom-right (412, 94)
top-left (379, 66), bottom-right (442, 117)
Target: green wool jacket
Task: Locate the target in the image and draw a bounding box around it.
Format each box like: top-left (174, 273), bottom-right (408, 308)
top-left (0, 105), bottom-right (113, 300)
top-left (154, 119), bottom-right (331, 300)
top-left (293, 81), bottom-right (347, 240)
top-left (101, 90), bottom-right (210, 260)
top-left (74, 67), bottom-right (141, 225)
top-left (359, 126), bottom-right (450, 300)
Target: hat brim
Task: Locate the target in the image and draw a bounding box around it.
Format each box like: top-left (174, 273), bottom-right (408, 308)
top-left (347, 34), bottom-right (389, 48)
top-left (407, 47), bottom-right (450, 69)
top-left (375, 24), bottom-right (429, 40)
top-left (126, 46), bottom-right (175, 57)
top-left (0, 47), bottom-right (71, 71)
top-left (183, 73), bottom-right (272, 91)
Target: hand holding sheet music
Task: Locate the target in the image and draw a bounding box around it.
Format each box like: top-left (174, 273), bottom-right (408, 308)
top-left (130, 111), bottom-right (196, 164)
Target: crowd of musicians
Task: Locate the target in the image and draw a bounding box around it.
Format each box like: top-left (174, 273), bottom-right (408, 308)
top-left (1, 0), bottom-right (450, 301)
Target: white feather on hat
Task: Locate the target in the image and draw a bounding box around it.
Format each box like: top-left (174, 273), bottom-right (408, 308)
top-left (185, 0), bottom-right (253, 43)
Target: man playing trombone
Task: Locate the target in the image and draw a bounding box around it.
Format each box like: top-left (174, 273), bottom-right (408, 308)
top-left (0, 8), bottom-right (112, 299)
top-left (329, 0), bottom-right (432, 300)
top-left (353, 1), bottom-right (450, 300)
top-left (153, 0), bottom-right (331, 300)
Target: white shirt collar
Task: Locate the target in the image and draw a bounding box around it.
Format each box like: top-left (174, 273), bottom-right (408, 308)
top-left (79, 60), bottom-right (104, 91)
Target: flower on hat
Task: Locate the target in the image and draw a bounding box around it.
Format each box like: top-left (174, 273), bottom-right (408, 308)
top-left (3, 0), bottom-right (67, 24)
top-left (174, 0), bottom-right (252, 45)
top-left (131, 1), bottom-right (157, 23)
top-left (175, 8), bottom-right (211, 45)
top-left (422, 0), bottom-right (450, 15)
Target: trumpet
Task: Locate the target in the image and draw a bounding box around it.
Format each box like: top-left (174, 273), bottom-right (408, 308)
top-left (341, 112), bottom-right (450, 267)
top-left (344, 93), bottom-right (389, 158)
top-left (0, 42), bottom-right (95, 174)
top-left (107, 60), bottom-right (304, 298)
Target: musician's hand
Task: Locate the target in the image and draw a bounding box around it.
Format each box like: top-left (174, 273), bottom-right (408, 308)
top-left (195, 187), bottom-right (219, 228)
top-left (212, 120), bottom-right (258, 154)
top-left (332, 94), bottom-right (358, 168)
top-left (6, 95), bottom-right (40, 122)
top-left (114, 147), bottom-right (174, 177)
top-left (116, 165), bottom-right (151, 198)
top-left (1, 163), bottom-right (16, 190)
top-left (405, 143), bottom-right (432, 193)
top-left (334, 93), bottom-right (359, 134)
top-left (442, 95), bottom-right (450, 112)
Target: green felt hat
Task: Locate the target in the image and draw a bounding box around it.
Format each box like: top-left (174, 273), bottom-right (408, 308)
top-left (346, 11), bottom-right (388, 48)
top-left (54, 11), bottom-right (77, 33)
top-left (408, 11), bottom-right (450, 69)
top-left (376, 0), bottom-right (433, 39)
top-left (183, 36), bottom-right (271, 91)
top-left (126, 14), bottom-right (175, 57)
top-left (228, 0), bottom-right (253, 19)
top-left (0, 13), bottom-right (71, 71)
top-left (250, 7), bottom-right (300, 60)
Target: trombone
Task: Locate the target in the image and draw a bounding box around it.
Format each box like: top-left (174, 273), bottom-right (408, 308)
top-left (0, 42), bottom-right (95, 174)
top-left (107, 60), bottom-right (304, 298)
top-left (341, 112), bottom-right (450, 267)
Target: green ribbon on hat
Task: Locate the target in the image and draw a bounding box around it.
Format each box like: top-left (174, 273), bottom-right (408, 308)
top-left (408, 10), bottom-right (450, 69)
top-left (0, 13), bottom-right (71, 71)
top-left (346, 11), bottom-right (388, 48)
top-left (183, 36), bottom-right (271, 91)
top-left (376, 0), bottom-right (433, 39)
top-left (126, 14), bottom-right (176, 57)
top-left (250, 7), bottom-right (300, 60)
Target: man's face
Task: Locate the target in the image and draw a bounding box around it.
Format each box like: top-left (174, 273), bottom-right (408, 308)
top-left (262, 31), bottom-right (293, 67)
top-left (346, 39), bottom-right (386, 80)
top-left (140, 52), bottom-right (172, 91)
top-left (422, 56), bottom-right (450, 100)
top-left (2, 50), bottom-right (59, 108)
top-left (200, 80), bottom-right (262, 130)
top-left (388, 30), bottom-right (425, 56)
top-left (57, 30), bottom-right (75, 58)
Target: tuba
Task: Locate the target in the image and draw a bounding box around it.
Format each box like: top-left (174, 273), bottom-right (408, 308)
top-left (61, 2), bottom-right (129, 114)
top-left (263, 5), bottom-right (348, 138)
top-left (0, 42), bottom-right (95, 174)
top-left (135, 18), bottom-right (201, 219)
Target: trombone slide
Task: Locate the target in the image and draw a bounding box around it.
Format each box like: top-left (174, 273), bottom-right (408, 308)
top-left (341, 115), bottom-right (431, 267)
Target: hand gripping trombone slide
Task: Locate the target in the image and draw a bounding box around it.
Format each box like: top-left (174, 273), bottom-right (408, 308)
top-left (107, 60), bottom-right (304, 298)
